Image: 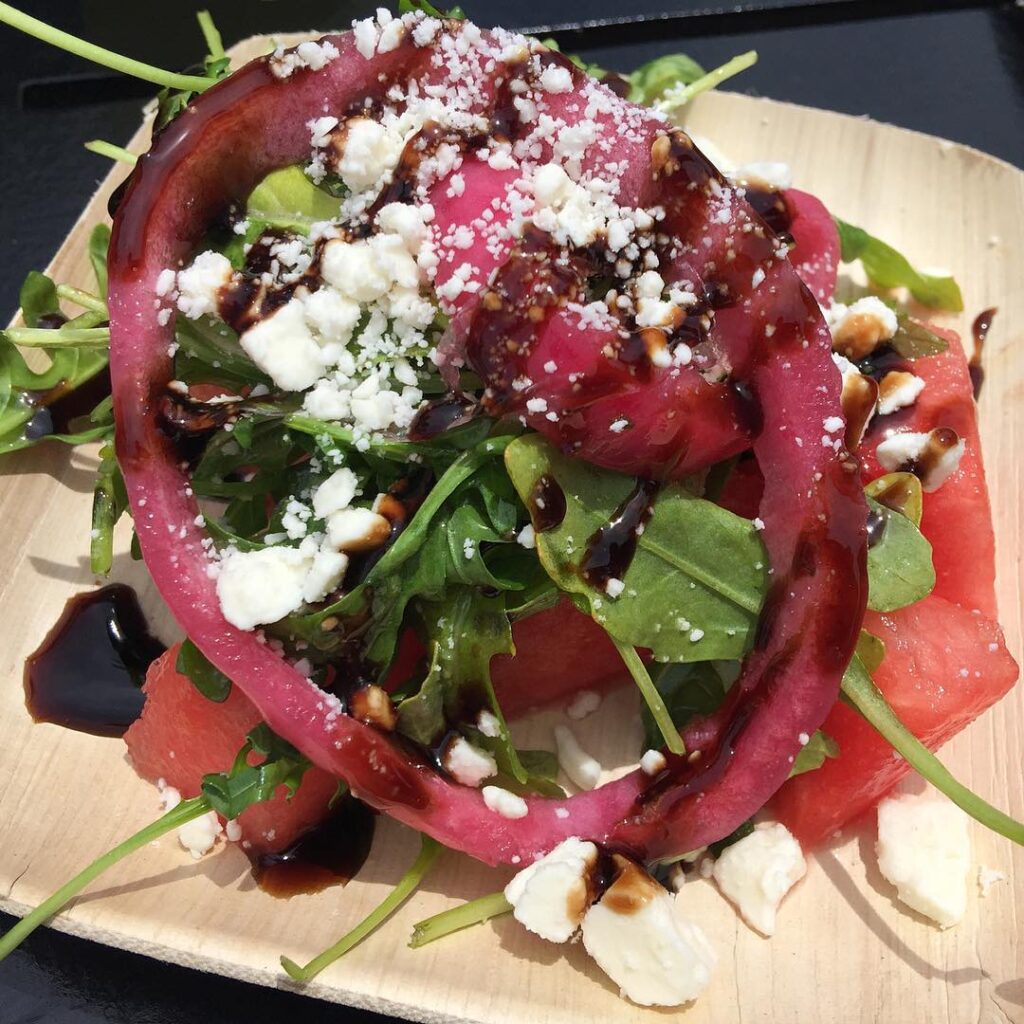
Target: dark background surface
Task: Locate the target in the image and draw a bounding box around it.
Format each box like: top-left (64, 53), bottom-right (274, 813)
top-left (1, 1), bottom-right (1022, 1021)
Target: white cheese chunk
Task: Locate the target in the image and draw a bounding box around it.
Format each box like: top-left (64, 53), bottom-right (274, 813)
top-left (175, 250), bottom-right (233, 319)
top-left (875, 429), bottom-right (965, 492)
top-left (326, 507), bottom-right (391, 552)
top-left (302, 547), bottom-right (349, 604)
top-left (312, 468), bottom-right (359, 518)
top-left (442, 736), bottom-right (497, 787)
top-left (239, 299), bottom-right (326, 392)
top-left (216, 543), bottom-right (315, 630)
top-left (582, 857), bottom-right (717, 1006)
top-left (876, 786), bottom-right (970, 928)
top-left (302, 287), bottom-right (361, 346)
top-left (504, 837), bottom-right (598, 942)
top-left (711, 822), bottom-right (806, 936)
top-left (828, 296), bottom-right (898, 359)
top-left (482, 785), bottom-right (528, 819)
top-left (178, 809), bottom-right (223, 860)
top-left (554, 724), bottom-right (602, 791)
top-left (336, 116), bottom-right (404, 191)
top-left (877, 370), bottom-right (926, 416)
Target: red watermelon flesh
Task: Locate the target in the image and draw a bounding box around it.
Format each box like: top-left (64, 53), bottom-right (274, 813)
top-left (125, 646), bottom-right (341, 856)
top-left (784, 188), bottom-right (840, 305)
top-left (860, 326), bottom-right (997, 619)
top-left (773, 594), bottom-right (1018, 847)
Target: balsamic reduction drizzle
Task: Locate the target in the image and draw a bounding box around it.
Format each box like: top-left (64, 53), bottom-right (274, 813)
top-left (580, 479), bottom-right (658, 589)
top-left (970, 307), bottom-right (996, 399)
top-left (24, 584), bottom-right (165, 738)
top-left (252, 797), bottom-right (376, 898)
top-left (528, 474), bottom-right (567, 533)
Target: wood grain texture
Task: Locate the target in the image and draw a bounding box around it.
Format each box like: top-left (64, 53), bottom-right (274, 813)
top-left (0, 35), bottom-right (1021, 1024)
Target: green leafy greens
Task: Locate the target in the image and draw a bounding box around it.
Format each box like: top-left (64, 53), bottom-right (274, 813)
top-left (835, 218), bottom-right (964, 312)
top-left (505, 435), bottom-right (767, 663)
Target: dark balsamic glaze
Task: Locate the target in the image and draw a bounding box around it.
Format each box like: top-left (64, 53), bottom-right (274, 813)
top-left (580, 479), bottom-right (658, 589)
top-left (24, 585), bottom-right (165, 738)
top-left (868, 473), bottom-right (918, 518)
top-left (251, 797), bottom-right (376, 898)
top-left (407, 394), bottom-right (478, 441)
top-left (528, 474), bottom-right (567, 533)
top-left (21, 366), bottom-right (113, 444)
top-left (742, 187), bottom-right (794, 245)
top-left (865, 506), bottom-right (888, 549)
top-left (970, 306), bottom-right (997, 399)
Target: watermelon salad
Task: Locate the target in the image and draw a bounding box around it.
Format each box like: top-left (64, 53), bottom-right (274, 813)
top-left (0, 2), bottom-right (1020, 1008)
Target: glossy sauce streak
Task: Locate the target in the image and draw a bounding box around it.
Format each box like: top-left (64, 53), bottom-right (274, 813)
top-left (22, 367), bottom-right (113, 444)
top-left (869, 474), bottom-right (918, 518)
top-left (529, 474), bottom-right (567, 533)
top-left (742, 187), bottom-right (794, 244)
top-left (970, 306), bottom-right (996, 399)
top-left (581, 479), bottom-right (658, 589)
top-left (407, 394), bottom-right (478, 441)
top-left (25, 585), bottom-right (165, 737)
top-left (251, 797), bottom-right (376, 897)
top-left (865, 506), bottom-right (888, 549)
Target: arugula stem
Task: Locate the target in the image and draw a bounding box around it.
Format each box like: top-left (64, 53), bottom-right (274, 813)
top-left (4, 327), bottom-right (110, 348)
top-left (196, 10), bottom-right (224, 60)
top-left (0, 797), bottom-right (209, 962)
top-left (409, 891), bottom-right (511, 948)
top-left (611, 638), bottom-right (685, 755)
top-left (56, 284), bottom-right (107, 317)
top-left (842, 659), bottom-right (1024, 845)
top-left (281, 836), bottom-right (442, 982)
top-left (659, 50), bottom-right (758, 111)
top-left (84, 139), bottom-right (137, 165)
top-left (0, 2), bottom-right (214, 92)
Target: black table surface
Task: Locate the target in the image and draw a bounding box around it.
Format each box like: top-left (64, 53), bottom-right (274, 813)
top-left (1, 1), bottom-right (1022, 1021)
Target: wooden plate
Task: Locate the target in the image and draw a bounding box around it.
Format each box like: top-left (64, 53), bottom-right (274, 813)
top-left (1, 35), bottom-right (1021, 1024)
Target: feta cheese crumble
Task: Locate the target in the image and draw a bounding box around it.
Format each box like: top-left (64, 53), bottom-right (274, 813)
top-left (482, 785), bottom-right (529, 819)
top-left (581, 857), bottom-right (717, 1006)
top-left (711, 822), bottom-right (806, 936)
top-left (442, 736), bottom-right (498, 787)
top-left (876, 783), bottom-right (970, 927)
top-left (504, 837), bottom-right (598, 942)
top-left (554, 724), bottom-right (602, 791)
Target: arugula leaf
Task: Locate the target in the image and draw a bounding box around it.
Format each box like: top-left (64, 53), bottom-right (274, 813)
top-left (90, 436), bottom-right (127, 574)
top-left (505, 435), bottom-right (767, 663)
top-left (244, 166), bottom-right (343, 233)
top-left (0, 795), bottom-right (210, 963)
top-left (653, 51), bottom-right (758, 113)
top-left (176, 637), bottom-right (233, 702)
top-left (398, 0), bottom-right (465, 17)
top-left (856, 628), bottom-right (886, 674)
top-left (640, 661), bottom-right (726, 750)
top-left (282, 835), bottom-right (442, 982)
top-left (88, 224), bottom-right (111, 297)
top-left (294, 438), bottom-right (515, 663)
top-left (154, 11), bottom-right (230, 132)
top-left (174, 314), bottom-right (269, 387)
top-left (628, 52), bottom-right (706, 105)
top-left (789, 729), bottom-right (839, 778)
top-left (864, 472), bottom-right (923, 527)
top-left (395, 590), bottom-right (559, 793)
top-left (835, 218), bottom-right (964, 311)
top-left (866, 496), bottom-right (935, 612)
top-left (841, 656), bottom-right (1024, 846)
top-left (886, 314), bottom-right (949, 359)
top-left (409, 891), bottom-right (511, 948)
top-left (200, 723), bottom-right (310, 819)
